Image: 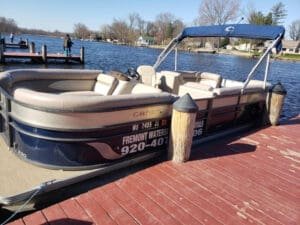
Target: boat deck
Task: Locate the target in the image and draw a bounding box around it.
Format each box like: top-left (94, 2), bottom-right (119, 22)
top-left (6, 115), bottom-right (300, 225)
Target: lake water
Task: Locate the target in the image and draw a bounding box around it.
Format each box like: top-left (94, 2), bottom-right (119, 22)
top-left (1, 34), bottom-right (299, 119)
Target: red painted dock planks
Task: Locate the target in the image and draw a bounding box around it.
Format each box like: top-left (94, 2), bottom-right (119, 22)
top-left (7, 116), bottom-right (300, 225)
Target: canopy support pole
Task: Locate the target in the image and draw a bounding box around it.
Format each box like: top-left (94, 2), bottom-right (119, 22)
top-left (174, 47), bottom-right (178, 71)
top-left (242, 34), bottom-right (282, 93)
top-left (153, 34), bottom-right (181, 70)
top-left (263, 52), bottom-right (271, 90)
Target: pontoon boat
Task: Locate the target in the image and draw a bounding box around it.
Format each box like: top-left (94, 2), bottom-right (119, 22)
top-left (0, 24), bottom-right (285, 205)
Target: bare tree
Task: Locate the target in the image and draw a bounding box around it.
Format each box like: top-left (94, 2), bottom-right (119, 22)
top-left (197, 0), bottom-right (240, 25)
top-left (172, 19), bottom-right (184, 37)
top-left (289, 20), bottom-right (300, 41)
top-left (271, 2), bottom-right (287, 25)
top-left (128, 13), bottom-right (145, 35)
top-left (73, 23), bottom-right (90, 39)
top-left (110, 19), bottom-right (131, 43)
top-left (100, 24), bottom-right (112, 40)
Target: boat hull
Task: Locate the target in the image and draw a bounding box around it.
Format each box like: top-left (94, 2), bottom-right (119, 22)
top-left (10, 118), bottom-right (170, 170)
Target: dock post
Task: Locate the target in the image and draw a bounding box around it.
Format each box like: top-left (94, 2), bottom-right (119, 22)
top-left (266, 82), bottom-right (287, 125)
top-left (29, 42), bottom-right (35, 53)
top-left (42, 45), bottom-right (47, 63)
top-left (168, 93), bottom-right (198, 163)
top-left (0, 42), bottom-right (4, 63)
top-left (80, 46), bottom-right (85, 64)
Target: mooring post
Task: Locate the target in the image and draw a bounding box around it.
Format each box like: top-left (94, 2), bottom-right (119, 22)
top-left (168, 93), bottom-right (198, 163)
top-left (42, 45), bottom-right (47, 63)
top-left (266, 82), bottom-right (287, 125)
top-left (0, 42), bottom-right (4, 63)
top-left (29, 42), bottom-right (35, 53)
top-left (80, 46), bottom-right (85, 64)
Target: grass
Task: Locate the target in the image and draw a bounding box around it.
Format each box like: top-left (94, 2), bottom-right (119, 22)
top-left (277, 53), bottom-right (300, 61)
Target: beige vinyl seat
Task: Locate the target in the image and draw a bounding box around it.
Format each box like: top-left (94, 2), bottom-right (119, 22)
top-left (137, 65), bottom-right (156, 86)
top-left (156, 71), bottom-right (185, 94)
top-left (180, 71), bottom-right (222, 89)
top-left (94, 74), bottom-right (118, 95)
top-left (0, 69), bottom-right (167, 112)
top-left (178, 84), bottom-right (215, 99)
top-left (216, 79), bottom-right (272, 96)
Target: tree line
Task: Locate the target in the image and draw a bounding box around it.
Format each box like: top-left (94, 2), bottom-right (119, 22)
top-left (0, 16), bottom-right (65, 37)
top-left (1, 1), bottom-right (299, 44)
top-left (73, 12), bottom-right (184, 45)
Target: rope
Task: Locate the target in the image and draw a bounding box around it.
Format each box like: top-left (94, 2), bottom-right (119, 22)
top-left (0, 182), bottom-right (49, 225)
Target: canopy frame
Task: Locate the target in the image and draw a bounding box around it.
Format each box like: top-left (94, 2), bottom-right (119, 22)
top-left (153, 24), bottom-right (284, 91)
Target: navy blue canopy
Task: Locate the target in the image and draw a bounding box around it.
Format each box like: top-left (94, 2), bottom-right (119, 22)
top-left (178, 24), bottom-right (285, 41)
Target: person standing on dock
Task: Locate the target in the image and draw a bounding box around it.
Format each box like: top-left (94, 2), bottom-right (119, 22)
top-left (10, 33), bottom-right (14, 43)
top-left (63, 34), bottom-right (73, 56)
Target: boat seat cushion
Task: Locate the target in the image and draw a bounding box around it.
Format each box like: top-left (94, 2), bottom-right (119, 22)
top-left (59, 91), bottom-right (102, 96)
top-left (137, 65), bottom-right (156, 86)
top-left (179, 71), bottom-right (222, 88)
top-left (213, 86), bottom-right (242, 96)
top-left (156, 71), bottom-right (185, 94)
top-left (94, 74), bottom-right (118, 95)
top-left (196, 72), bottom-right (222, 88)
top-left (178, 84), bottom-right (215, 99)
top-left (112, 80), bottom-right (137, 95)
top-left (131, 83), bottom-right (162, 94)
top-left (12, 87), bottom-right (174, 111)
top-left (183, 82), bottom-right (213, 91)
top-left (11, 79), bottom-right (96, 93)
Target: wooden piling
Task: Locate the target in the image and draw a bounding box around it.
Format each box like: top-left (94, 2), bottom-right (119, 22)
top-left (42, 45), bottom-right (47, 63)
top-left (80, 47), bottom-right (85, 64)
top-left (267, 82), bottom-right (287, 125)
top-left (168, 93), bottom-right (198, 163)
top-left (29, 42), bottom-right (35, 53)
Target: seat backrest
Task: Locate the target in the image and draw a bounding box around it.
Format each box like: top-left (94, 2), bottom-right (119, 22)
top-left (197, 72), bottom-right (222, 88)
top-left (94, 74), bottom-right (118, 95)
top-left (131, 83), bottom-right (162, 94)
top-left (213, 86), bottom-right (241, 96)
top-left (156, 71), bottom-right (184, 94)
top-left (178, 84), bottom-right (215, 99)
top-left (137, 65), bottom-right (156, 86)
top-left (112, 80), bottom-right (137, 95)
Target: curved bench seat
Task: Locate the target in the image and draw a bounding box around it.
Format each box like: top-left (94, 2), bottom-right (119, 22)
top-left (12, 87), bottom-right (172, 112)
top-left (0, 69), bottom-right (174, 170)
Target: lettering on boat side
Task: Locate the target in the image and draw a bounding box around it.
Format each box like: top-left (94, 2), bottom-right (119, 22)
top-left (132, 109), bottom-right (164, 118)
top-left (121, 128), bottom-right (169, 156)
top-left (193, 119), bottom-right (205, 138)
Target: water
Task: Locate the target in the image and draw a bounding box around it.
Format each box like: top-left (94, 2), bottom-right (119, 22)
top-left (1, 34), bottom-right (299, 119)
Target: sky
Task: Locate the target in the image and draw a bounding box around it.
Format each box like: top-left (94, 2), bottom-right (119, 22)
top-left (1, 0), bottom-right (299, 33)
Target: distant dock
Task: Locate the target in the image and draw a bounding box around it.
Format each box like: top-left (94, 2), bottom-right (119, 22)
top-left (0, 43), bottom-right (84, 64)
top-left (4, 43), bottom-right (29, 49)
top-left (1, 38), bottom-right (29, 49)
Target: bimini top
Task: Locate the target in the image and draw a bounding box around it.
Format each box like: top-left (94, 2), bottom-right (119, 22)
top-left (177, 24), bottom-right (285, 42)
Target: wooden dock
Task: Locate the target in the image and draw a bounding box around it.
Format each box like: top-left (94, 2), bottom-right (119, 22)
top-left (0, 44), bottom-right (84, 64)
top-left (5, 115), bottom-right (300, 225)
top-left (0, 39), bottom-right (29, 49)
top-left (4, 43), bottom-right (28, 49)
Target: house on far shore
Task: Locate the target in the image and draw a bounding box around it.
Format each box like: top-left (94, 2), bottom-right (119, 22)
top-left (281, 40), bottom-right (300, 54)
top-left (136, 36), bottom-right (155, 47)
